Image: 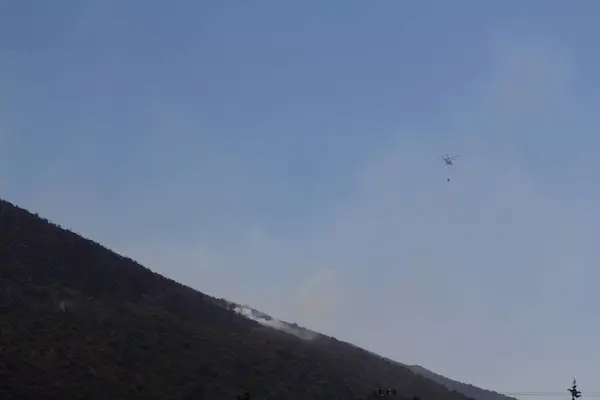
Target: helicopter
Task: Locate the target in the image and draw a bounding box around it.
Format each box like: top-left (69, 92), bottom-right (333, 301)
top-left (441, 154), bottom-right (459, 182)
top-left (441, 154), bottom-right (459, 166)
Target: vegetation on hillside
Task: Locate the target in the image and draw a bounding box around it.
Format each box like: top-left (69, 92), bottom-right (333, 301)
top-left (0, 198), bottom-right (477, 399)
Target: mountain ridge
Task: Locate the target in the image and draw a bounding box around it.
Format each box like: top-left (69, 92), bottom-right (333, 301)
top-left (402, 365), bottom-right (516, 400)
top-left (227, 302), bottom-right (515, 400)
top-left (0, 197), bottom-right (487, 399)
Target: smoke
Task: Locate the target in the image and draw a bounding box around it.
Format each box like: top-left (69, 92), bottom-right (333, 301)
top-left (233, 304), bottom-right (320, 341)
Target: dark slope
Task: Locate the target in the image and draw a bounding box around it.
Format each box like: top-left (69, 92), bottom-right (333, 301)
top-left (405, 366), bottom-right (516, 400)
top-left (0, 198), bottom-right (475, 400)
top-left (228, 306), bottom-right (512, 400)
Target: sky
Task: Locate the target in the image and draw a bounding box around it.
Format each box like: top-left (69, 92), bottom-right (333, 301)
top-left (3, 0), bottom-right (600, 394)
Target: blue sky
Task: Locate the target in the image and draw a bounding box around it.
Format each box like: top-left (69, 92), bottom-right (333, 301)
top-left (3, 0), bottom-right (600, 394)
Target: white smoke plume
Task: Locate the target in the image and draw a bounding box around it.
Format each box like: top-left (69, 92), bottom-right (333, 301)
top-left (233, 304), bottom-right (319, 341)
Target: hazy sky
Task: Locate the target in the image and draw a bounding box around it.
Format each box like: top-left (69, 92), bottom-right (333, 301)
top-left (4, 0), bottom-right (600, 394)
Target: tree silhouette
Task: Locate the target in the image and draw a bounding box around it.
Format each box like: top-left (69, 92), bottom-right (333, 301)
top-left (568, 379), bottom-right (581, 400)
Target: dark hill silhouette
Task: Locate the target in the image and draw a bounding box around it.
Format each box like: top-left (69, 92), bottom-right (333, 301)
top-left (403, 365), bottom-right (516, 400)
top-left (0, 198), bottom-right (477, 399)
top-left (226, 304), bottom-right (512, 400)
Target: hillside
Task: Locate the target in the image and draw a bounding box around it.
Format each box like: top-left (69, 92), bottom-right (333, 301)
top-left (0, 198), bottom-right (477, 399)
top-left (229, 304), bottom-right (513, 400)
top-left (403, 366), bottom-right (515, 400)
